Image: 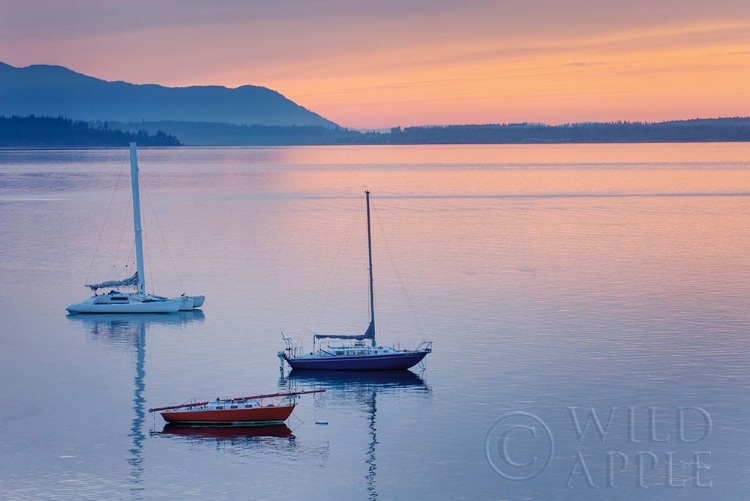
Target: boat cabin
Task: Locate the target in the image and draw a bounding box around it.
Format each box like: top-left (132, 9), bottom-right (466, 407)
top-left (204, 399), bottom-right (261, 411)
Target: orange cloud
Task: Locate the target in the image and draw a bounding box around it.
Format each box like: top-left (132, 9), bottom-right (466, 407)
top-left (263, 20), bottom-right (750, 128)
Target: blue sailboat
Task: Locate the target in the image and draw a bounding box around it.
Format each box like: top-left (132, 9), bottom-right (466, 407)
top-left (279, 191), bottom-right (432, 371)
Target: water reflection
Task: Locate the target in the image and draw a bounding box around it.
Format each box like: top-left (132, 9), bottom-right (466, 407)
top-left (158, 423), bottom-right (293, 440)
top-left (67, 311), bottom-right (205, 345)
top-left (153, 423), bottom-right (296, 454)
top-left (67, 312), bottom-right (205, 498)
top-left (280, 370), bottom-right (431, 500)
top-left (150, 418), bottom-right (330, 463)
top-left (282, 369), bottom-right (430, 391)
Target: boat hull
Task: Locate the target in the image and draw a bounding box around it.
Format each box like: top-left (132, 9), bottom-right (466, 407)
top-left (188, 295), bottom-right (205, 308)
top-left (178, 295), bottom-right (205, 310)
top-left (161, 404), bottom-right (296, 426)
top-left (66, 295), bottom-right (181, 314)
top-left (284, 350), bottom-right (429, 371)
top-left (150, 294), bottom-right (205, 311)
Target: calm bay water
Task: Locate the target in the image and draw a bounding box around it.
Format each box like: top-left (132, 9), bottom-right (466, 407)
top-left (1, 144), bottom-right (749, 500)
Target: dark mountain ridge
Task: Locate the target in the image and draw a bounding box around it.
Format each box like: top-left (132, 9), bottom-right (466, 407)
top-left (0, 62), bottom-right (338, 128)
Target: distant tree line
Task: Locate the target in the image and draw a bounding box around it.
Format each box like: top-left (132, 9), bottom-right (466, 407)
top-left (0, 115), bottom-right (181, 147)
top-left (108, 120), bottom-right (367, 146)
top-left (3, 115), bottom-right (750, 147)
top-left (176, 118), bottom-right (749, 145)
top-left (385, 118), bottom-right (750, 144)
top-left (112, 118), bottom-right (750, 146)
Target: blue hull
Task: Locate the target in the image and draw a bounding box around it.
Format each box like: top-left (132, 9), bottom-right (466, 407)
top-left (285, 351), bottom-right (428, 371)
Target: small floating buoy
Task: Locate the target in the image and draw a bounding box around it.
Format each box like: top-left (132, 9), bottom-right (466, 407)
top-left (315, 421), bottom-right (329, 425)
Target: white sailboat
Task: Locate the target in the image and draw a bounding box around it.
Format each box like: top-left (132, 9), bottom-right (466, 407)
top-left (66, 143), bottom-right (204, 314)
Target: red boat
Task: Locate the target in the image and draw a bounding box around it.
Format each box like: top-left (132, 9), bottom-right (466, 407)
top-left (149, 390), bottom-right (323, 426)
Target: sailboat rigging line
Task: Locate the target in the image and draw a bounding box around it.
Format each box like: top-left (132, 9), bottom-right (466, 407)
top-left (300, 198), bottom-right (363, 341)
top-left (115, 241), bottom-right (136, 284)
top-left (371, 200), bottom-right (425, 341)
top-left (108, 192), bottom-right (133, 283)
top-left (84, 151), bottom-right (129, 286)
top-left (107, 241), bottom-right (136, 286)
top-left (142, 209), bottom-right (155, 293)
top-left (113, 241), bottom-right (136, 286)
top-left (140, 178), bottom-right (187, 294)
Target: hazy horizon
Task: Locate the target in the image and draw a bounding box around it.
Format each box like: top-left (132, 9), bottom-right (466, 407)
top-left (2, 1), bottom-right (749, 129)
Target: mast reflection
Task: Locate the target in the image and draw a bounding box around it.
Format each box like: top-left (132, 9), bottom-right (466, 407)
top-left (280, 369), bottom-right (431, 500)
top-left (67, 311), bottom-right (205, 498)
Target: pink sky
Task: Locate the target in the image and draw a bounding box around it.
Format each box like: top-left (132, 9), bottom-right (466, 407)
top-left (2, 0), bottom-right (749, 129)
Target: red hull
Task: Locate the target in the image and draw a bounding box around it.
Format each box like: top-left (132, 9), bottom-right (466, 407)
top-left (161, 404), bottom-right (296, 426)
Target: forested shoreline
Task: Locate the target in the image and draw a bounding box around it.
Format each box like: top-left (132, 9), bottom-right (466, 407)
top-left (0, 116), bottom-right (180, 147)
top-left (2, 115), bottom-right (750, 147)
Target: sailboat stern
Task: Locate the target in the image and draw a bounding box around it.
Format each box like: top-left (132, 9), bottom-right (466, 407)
top-left (178, 295), bottom-right (205, 310)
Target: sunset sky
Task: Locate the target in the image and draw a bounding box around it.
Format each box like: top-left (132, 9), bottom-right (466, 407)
top-left (2, 0), bottom-right (750, 129)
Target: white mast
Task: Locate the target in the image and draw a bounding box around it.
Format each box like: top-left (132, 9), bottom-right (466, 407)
top-left (129, 142), bottom-right (146, 294)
